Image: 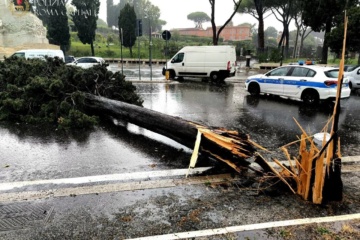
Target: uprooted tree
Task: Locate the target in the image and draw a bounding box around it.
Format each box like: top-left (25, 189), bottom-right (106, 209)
top-left (0, 17), bottom-right (348, 204)
top-left (0, 57), bottom-right (142, 129)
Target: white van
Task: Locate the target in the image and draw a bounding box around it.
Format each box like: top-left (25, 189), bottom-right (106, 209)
top-left (162, 45), bottom-right (236, 82)
top-left (11, 49), bottom-right (65, 62)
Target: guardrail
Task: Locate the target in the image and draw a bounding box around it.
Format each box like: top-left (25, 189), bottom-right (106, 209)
top-left (104, 58), bottom-right (167, 65)
top-left (252, 63), bottom-right (280, 70)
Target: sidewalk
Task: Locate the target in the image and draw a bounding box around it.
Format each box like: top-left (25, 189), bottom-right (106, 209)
top-left (127, 68), bottom-right (263, 83)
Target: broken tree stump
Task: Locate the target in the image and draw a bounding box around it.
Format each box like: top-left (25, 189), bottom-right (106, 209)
top-left (82, 93), bottom-right (261, 173)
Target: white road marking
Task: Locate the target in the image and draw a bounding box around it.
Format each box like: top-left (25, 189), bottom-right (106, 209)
top-left (0, 167), bottom-right (212, 191)
top-left (250, 155), bottom-right (360, 169)
top-left (0, 173), bottom-right (238, 203)
top-left (127, 213), bottom-right (360, 240)
top-left (1, 155), bottom-right (359, 192)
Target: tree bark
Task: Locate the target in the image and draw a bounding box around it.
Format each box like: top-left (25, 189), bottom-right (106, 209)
top-left (257, 14), bottom-right (265, 51)
top-left (321, 19), bottom-right (332, 64)
top-left (293, 27), bottom-right (299, 59)
top-left (82, 93), bottom-right (258, 173)
top-left (91, 39), bottom-right (95, 56)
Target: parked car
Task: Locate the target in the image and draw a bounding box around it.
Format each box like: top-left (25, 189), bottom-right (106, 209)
top-left (343, 65), bottom-right (360, 90)
top-left (66, 56), bottom-right (108, 69)
top-left (245, 65), bottom-right (351, 105)
top-left (65, 55), bottom-right (76, 64)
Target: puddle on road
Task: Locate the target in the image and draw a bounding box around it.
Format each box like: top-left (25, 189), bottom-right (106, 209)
top-left (0, 121), bottom-right (192, 183)
top-left (2, 82), bottom-right (360, 183)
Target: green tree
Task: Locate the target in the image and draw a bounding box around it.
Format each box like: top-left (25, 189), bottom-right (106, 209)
top-left (209, 0), bottom-right (242, 45)
top-left (118, 3), bottom-right (137, 57)
top-left (72, 0), bottom-right (100, 56)
top-left (187, 12), bottom-right (211, 29)
top-left (0, 57), bottom-right (142, 129)
top-left (237, 0), bottom-right (272, 52)
top-left (328, 7), bottom-right (360, 63)
top-left (290, 29), bottom-right (314, 58)
top-left (133, 0), bottom-right (162, 34)
top-left (46, 2), bottom-right (71, 55)
top-left (106, 0), bottom-right (164, 35)
top-left (156, 19), bottom-right (167, 32)
top-left (301, 0), bottom-right (356, 64)
top-left (264, 26), bottom-right (278, 39)
top-left (269, 0), bottom-right (297, 58)
top-left (292, 0), bottom-right (313, 59)
top-left (106, 0), bottom-right (116, 27)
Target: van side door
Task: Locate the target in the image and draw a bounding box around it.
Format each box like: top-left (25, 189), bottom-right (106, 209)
top-left (185, 52), bottom-right (205, 76)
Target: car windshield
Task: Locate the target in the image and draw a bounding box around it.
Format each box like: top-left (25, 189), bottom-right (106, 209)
top-left (344, 65), bottom-right (359, 72)
top-left (324, 69), bottom-right (340, 78)
top-left (12, 52), bottom-right (25, 58)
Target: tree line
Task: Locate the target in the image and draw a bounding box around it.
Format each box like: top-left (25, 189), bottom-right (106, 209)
top-left (30, 0), bottom-right (360, 64)
top-left (236, 0), bottom-right (358, 64)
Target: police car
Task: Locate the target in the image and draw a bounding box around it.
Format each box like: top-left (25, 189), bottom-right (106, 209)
top-left (343, 65), bottom-right (360, 91)
top-left (245, 64), bottom-right (351, 104)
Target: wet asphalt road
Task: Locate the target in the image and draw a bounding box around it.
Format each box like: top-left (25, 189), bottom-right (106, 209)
top-left (1, 76), bottom-right (360, 182)
top-left (1, 69), bottom-right (360, 239)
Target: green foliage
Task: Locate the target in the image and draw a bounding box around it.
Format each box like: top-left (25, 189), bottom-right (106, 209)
top-left (97, 18), bottom-right (108, 28)
top-left (118, 3), bottom-right (137, 57)
top-left (72, 0), bottom-right (100, 56)
top-left (265, 26), bottom-right (278, 39)
top-left (187, 12), bottom-right (211, 28)
top-left (237, 0), bottom-right (272, 50)
top-left (269, 48), bottom-right (282, 62)
top-left (0, 57), bottom-right (143, 129)
top-left (256, 48), bottom-right (281, 63)
top-left (317, 227), bottom-right (330, 235)
top-left (46, 2), bottom-right (70, 53)
top-left (257, 52), bottom-right (268, 63)
top-left (328, 6), bottom-right (360, 60)
top-left (301, 0), bottom-right (357, 63)
top-left (235, 40), bottom-right (255, 56)
top-left (68, 46), bottom-right (91, 58)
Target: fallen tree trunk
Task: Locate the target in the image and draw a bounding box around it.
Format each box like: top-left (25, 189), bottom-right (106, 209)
top-left (82, 93), bottom-right (262, 173)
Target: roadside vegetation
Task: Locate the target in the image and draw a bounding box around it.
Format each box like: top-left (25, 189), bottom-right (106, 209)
top-left (0, 57), bottom-right (142, 129)
top-left (29, 0), bottom-right (358, 65)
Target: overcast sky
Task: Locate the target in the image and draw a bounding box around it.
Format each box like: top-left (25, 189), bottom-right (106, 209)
top-left (99, 0), bottom-right (294, 32)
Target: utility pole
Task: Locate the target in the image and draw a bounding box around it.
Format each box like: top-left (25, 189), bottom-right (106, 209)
top-left (149, 19), bottom-right (152, 81)
top-left (120, 28), bottom-right (123, 75)
top-left (137, 19), bottom-right (142, 80)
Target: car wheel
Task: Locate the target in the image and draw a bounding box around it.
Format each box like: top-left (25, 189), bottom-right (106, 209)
top-left (210, 72), bottom-right (219, 82)
top-left (349, 82), bottom-right (353, 91)
top-left (169, 70), bottom-right (176, 80)
top-left (302, 89), bottom-right (319, 105)
top-left (248, 82), bottom-right (260, 96)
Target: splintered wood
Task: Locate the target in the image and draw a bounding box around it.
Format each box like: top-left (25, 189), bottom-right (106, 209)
top-left (188, 123), bottom-right (264, 174)
top-left (258, 14), bottom-right (348, 204)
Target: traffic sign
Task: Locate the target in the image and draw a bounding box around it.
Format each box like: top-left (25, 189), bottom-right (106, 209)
top-left (162, 30), bottom-right (171, 41)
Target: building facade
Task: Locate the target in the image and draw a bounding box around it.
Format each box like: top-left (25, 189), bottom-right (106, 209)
top-left (173, 24), bottom-right (252, 42)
